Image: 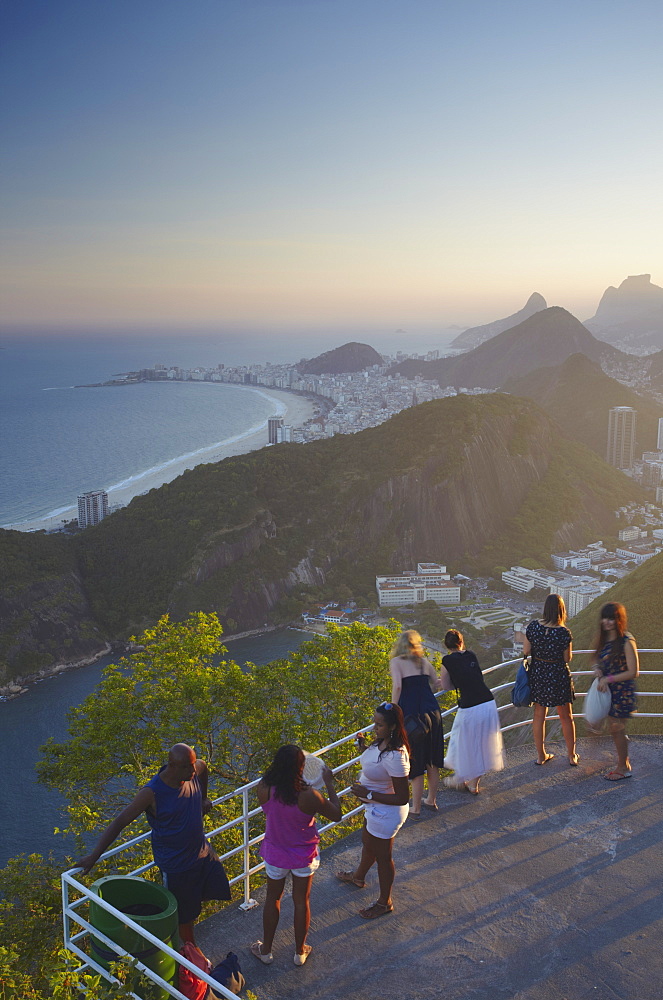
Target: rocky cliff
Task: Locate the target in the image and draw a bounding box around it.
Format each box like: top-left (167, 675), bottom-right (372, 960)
top-left (0, 531), bottom-right (108, 693)
top-left (0, 393), bottom-right (643, 684)
top-left (585, 274), bottom-right (663, 351)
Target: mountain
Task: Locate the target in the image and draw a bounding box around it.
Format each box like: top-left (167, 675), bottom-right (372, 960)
top-left (585, 274), bottom-right (663, 352)
top-left (392, 307), bottom-right (626, 389)
top-left (571, 549), bottom-right (663, 650)
top-left (0, 530), bottom-right (106, 689)
top-left (297, 341), bottom-right (383, 375)
top-left (450, 293), bottom-right (547, 350)
top-left (641, 348), bottom-right (663, 392)
top-left (0, 393), bottom-right (644, 687)
top-left (503, 353), bottom-right (662, 458)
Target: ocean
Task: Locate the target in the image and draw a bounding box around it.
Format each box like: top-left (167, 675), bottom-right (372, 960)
top-left (0, 335), bottom-right (287, 526)
top-left (0, 329), bottom-right (457, 526)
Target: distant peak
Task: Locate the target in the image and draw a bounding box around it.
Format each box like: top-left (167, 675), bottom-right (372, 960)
top-left (526, 292), bottom-right (547, 307)
top-left (620, 274), bottom-right (652, 288)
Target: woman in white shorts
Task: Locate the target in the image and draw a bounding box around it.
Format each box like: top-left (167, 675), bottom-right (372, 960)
top-left (336, 702), bottom-right (410, 919)
top-left (251, 744), bottom-right (341, 967)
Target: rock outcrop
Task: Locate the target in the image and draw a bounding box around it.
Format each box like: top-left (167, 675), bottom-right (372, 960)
top-left (298, 341), bottom-right (383, 375)
top-left (585, 274), bottom-right (663, 351)
top-left (450, 292), bottom-right (547, 350)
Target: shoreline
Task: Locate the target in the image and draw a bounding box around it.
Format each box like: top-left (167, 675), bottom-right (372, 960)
top-left (7, 385), bottom-right (317, 533)
top-left (0, 643), bottom-right (112, 702)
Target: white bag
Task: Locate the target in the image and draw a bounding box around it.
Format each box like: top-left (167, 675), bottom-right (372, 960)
top-left (584, 678), bottom-right (612, 726)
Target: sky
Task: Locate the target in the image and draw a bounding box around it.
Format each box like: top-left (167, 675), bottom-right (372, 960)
top-left (1, 0), bottom-right (662, 336)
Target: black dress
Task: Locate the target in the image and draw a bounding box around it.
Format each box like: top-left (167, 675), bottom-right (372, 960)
top-left (398, 672), bottom-right (444, 777)
top-left (525, 620), bottom-right (574, 707)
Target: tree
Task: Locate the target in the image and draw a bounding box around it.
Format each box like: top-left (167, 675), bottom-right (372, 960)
top-left (8, 612), bottom-right (411, 997)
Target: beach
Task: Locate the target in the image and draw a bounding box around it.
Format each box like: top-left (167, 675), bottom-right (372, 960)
top-left (14, 386), bottom-right (317, 533)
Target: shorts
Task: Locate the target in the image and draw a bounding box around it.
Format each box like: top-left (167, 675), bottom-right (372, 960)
top-left (263, 856), bottom-right (320, 880)
top-left (161, 851), bottom-right (231, 925)
top-left (364, 802), bottom-right (409, 840)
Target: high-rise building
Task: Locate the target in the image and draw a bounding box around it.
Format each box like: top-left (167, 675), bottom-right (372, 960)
top-left (268, 416), bottom-right (284, 444)
top-left (77, 490), bottom-right (109, 529)
top-left (606, 406), bottom-right (637, 469)
top-left (657, 417), bottom-right (663, 452)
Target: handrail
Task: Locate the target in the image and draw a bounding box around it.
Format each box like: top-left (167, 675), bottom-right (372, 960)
top-left (62, 647), bottom-right (662, 998)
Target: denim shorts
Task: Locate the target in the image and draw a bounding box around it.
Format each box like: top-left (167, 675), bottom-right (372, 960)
top-left (263, 856), bottom-right (320, 880)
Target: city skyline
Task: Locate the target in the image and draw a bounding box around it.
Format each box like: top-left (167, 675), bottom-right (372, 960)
top-left (1, 0), bottom-right (662, 336)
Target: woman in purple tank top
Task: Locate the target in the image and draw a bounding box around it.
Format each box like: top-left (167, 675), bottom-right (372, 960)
top-left (251, 744), bottom-right (341, 967)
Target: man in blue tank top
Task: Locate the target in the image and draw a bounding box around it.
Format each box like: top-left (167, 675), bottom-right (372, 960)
top-left (77, 743), bottom-right (230, 944)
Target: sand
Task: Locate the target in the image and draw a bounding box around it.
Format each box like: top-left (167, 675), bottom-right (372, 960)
top-left (12, 386), bottom-right (317, 533)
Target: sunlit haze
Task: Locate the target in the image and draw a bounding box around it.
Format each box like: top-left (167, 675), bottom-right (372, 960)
top-left (1, 0), bottom-right (662, 337)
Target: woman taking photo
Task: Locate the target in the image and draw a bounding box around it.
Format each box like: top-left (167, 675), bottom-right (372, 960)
top-left (523, 594), bottom-right (577, 766)
top-left (591, 602), bottom-right (639, 780)
top-left (251, 744), bottom-right (341, 967)
top-left (336, 702), bottom-right (410, 919)
top-left (389, 630), bottom-right (444, 815)
top-left (440, 630), bottom-right (504, 794)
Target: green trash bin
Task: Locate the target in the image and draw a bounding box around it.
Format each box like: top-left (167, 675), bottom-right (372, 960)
top-left (89, 875), bottom-right (179, 998)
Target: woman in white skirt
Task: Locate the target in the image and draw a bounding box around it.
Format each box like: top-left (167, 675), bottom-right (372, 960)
top-left (441, 630), bottom-right (504, 795)
top-left (336, 702), bottom-right (410, 919)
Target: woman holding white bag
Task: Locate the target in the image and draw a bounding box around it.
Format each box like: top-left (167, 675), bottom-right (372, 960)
top-left (590, 602), bottom-right (639, 781)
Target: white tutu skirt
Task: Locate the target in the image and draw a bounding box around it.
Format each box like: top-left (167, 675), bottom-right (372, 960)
top-left (445, 700), bottom-right (504, 782)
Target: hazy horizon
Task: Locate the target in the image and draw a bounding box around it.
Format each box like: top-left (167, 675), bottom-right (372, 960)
top-left (2, 0), bottom-right (661, 334)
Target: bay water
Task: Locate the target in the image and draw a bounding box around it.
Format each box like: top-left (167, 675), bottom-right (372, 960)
top-left (0, 628), bottom-right (309, 867)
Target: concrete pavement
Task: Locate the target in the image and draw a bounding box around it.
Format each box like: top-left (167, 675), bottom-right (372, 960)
top-left (198, 735), bottom-right (663, 1000)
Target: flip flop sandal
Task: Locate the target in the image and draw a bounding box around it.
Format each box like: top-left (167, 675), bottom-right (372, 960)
top-left (604, 770), bottom-right (632, 780)
top-left (359, 902), bottom-right (394, 919)
top-left (251, 941), bottom-right (273, 964)
top-left (535, 754), bottom-right (555, 765)
top-left (336, 870), bottom-right (366, 888)
top-left (421, 802), bottom-right (439, 811)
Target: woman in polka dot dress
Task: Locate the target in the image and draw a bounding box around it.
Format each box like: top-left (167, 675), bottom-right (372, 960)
top-left (523, 594), bottom-right (577, 767)
top-left (591, 602), bottom-right (639, 781)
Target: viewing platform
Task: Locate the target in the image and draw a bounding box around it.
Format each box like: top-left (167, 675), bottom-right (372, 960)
top-left (197, 735), bottom-right (663, 1000)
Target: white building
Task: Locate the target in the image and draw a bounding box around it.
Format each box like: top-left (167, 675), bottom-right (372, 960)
top-left (501, 567), bottom-right (557, 593)
top-left (77, 490), bottom-right (109, 529)
top-left (551, 551), bottom-right (592, 571)
top-left (268, 416), bottom-right (284, 444)
top-left (607, 406), bottom-right (637, 469)
top-left (376, 564), bottom-right (460, 606)
top-left (618, 526), bottom-right (644, 542)
top-left (566, 582), bottom-right (612, 617)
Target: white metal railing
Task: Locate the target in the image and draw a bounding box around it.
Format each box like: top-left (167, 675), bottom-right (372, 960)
top-left (62, 648), bottom-right (662, 998)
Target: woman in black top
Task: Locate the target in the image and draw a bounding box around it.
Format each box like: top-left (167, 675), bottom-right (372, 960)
top-left (440, 630), bottom-right (504, 795)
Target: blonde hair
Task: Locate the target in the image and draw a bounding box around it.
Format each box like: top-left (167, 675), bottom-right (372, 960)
top-left (391, 629), bottom-right (425, 661)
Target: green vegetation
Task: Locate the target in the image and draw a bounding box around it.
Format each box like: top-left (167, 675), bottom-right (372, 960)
top-left (475, 443), bottom-right (642, 573)
top-left (0, 392), bottom-right (645, 686)
top-left (6, 613), bottom-right (446, 998)
top-left (504, 352), bottom-right (661, 457)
